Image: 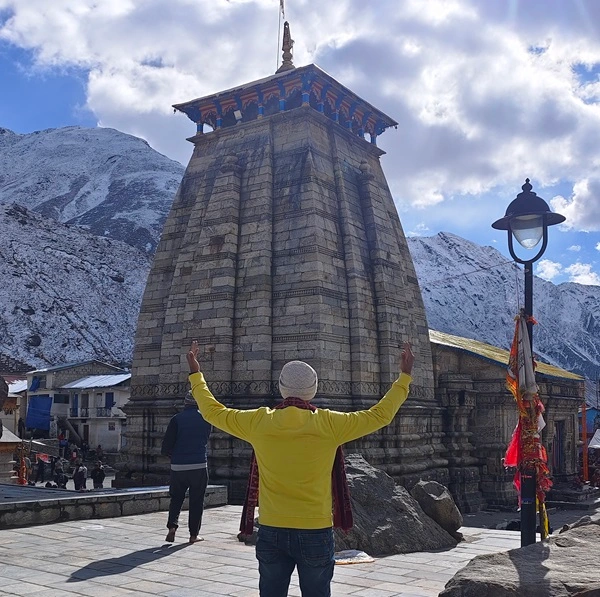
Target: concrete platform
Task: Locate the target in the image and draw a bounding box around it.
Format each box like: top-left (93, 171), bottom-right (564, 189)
top-left (0, 483), bottom-right (228, 530)
top-left (0, 503), bottom-right (523, 597)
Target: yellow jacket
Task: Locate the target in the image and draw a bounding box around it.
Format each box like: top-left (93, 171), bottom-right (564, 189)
top-left (189, 371), bottom-right (412, 529)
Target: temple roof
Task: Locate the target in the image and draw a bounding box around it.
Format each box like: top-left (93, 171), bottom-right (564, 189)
top-left (430, 329), bottom-right (583, 382)
top-left (173, 63), bottom-right (398, 144)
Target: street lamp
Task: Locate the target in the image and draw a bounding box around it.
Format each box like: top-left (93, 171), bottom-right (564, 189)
top-left (492, 178), bottom-right (565, 547)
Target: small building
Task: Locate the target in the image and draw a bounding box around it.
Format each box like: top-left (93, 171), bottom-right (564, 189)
top-left (60, 374), bottom-right (130, 453)
top-left (431, 330), bottom-right (584, 508)
top-left (0, 426), bottom-right (21, 483)
top-left (25, 361), bottom-right (129, 453)
top-left (0, 353), bottom-right (32, 439)
top-left (2, 380), bottom-right (27, 437)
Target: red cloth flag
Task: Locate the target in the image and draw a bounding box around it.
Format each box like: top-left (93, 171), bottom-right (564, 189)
top-left (504, 312), bottom-right (552, 536)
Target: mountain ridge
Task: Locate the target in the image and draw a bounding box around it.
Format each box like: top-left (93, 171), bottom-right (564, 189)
top-left (0, 126), bottom-right (184, 254)
top-left (2, 125), bottom-right (599, 380)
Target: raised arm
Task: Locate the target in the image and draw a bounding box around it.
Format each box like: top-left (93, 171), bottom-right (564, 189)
top-left (187, 341), bottom-right (260, 442)
top-left (328, 342), bottom-right (415, 445)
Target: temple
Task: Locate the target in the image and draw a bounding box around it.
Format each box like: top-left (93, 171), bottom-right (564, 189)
top-left (117, 25), bottom-right (581, 510)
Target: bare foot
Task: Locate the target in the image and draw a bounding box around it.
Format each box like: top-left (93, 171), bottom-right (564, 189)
top-left (189, 536), bottom-right (204, 544)
top-left (165, 528), bottom-right (176, 543)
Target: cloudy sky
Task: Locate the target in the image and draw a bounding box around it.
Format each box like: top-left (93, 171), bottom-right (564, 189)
top-left (1, 0), bottom-right (600, 285)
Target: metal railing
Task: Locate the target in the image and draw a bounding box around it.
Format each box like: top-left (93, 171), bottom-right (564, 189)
top-left (68, 407), bottom-right (114, 418)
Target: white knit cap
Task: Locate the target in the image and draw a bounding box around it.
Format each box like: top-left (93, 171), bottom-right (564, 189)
top-left (278, 361), bottom-right (318, 401)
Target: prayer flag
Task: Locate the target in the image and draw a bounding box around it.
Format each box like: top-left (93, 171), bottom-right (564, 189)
top-left (504, 311), bottom-right (552, 539)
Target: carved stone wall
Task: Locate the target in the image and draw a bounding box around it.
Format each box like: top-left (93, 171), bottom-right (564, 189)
top-left (430, 342), bottom-right (583, 508)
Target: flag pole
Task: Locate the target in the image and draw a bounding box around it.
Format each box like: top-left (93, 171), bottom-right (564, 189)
top-left (582, 397), bottom-right (588, 482)
top-left (522, 264), bottom-right (538, 546)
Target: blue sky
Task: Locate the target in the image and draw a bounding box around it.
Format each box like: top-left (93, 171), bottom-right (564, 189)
top-left (1, 0), bottom-right (600, 285)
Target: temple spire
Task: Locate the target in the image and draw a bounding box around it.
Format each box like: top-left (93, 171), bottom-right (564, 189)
top-left (276, 21), bottom-right (295, 73)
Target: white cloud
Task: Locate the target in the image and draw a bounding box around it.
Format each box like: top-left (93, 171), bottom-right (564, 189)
top-left (1, 0), bottom-right (600, 225)
top-left (406, 222), bottom-right (430, 237)
top-left (550, 178), bottom-right (600, 232)
top-left (565, 262), bottom-right (600, 285)
top-left (596, 242), bottom-right (600, 251)
top-left (536, 259), bottom-right (562, 281)
top-left (568, 245), bottom-right (581, 251)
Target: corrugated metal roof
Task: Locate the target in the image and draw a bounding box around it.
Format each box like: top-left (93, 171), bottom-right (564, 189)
top-left (60, 373), bottom-right (131, 390)
top-left (429, 329), bottom-right (583, 381)
top-left (8, 380), bottom-right (27, 394)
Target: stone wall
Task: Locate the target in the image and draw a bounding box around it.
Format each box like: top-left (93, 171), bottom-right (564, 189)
top-left (52, 363), bottom-right (124, 389)
top-left (431, 342), bottom-right (582, 508)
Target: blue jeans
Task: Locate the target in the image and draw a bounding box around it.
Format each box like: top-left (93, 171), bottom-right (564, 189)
top-left (256, 525), bottom-right (334, 597)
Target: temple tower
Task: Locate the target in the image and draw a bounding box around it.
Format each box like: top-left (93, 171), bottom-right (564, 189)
top-left (119, 34), bottom-right (447, 498)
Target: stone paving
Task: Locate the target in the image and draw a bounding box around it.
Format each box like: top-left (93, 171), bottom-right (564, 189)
top-left (0, 504), bottom-right (524, 597)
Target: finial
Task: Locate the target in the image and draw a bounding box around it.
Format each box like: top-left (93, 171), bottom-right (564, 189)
top-left (276, 21), bottom-right (295, 73)
top-left (522, 178), bottom-right (532, 193)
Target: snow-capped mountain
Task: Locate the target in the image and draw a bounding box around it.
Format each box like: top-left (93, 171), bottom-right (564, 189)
top-left (0, 126), bottom-right (184, 254)
top-left (408, 232), bottom-right (600, 379)
top-left (0, 203), bottom-right (150, 368)
top-left (1, 124), bottom-right (599, 378)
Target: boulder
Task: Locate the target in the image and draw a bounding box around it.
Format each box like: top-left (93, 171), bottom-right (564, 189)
top-left (410, 479), bottom-right (463, 539)
top-left (440, 517), bottom-right (600, 596)
top-left (334, 454), bottom-right (457, 556)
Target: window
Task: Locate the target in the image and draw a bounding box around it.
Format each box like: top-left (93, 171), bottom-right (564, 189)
top-left (108, 421), bottom-right (116, 431)
top-left (29, 375), bottom-right (47, 391)
top-left (53, 394), bottom-right (70, 404)
top-left (105, 392), bottom-right (115, 409)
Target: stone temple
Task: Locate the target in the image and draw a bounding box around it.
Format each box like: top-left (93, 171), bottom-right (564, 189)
top-left (118, 28), bottom-right (470, 503)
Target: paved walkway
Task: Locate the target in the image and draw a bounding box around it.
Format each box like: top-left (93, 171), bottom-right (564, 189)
top-left (0, 504), bottom-right (523, 597)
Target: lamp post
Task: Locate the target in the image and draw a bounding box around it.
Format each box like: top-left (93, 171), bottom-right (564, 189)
top-left (492, 178), bottom-right (565, 547)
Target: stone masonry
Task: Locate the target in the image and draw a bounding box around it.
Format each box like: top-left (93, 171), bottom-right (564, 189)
top-left (117, 63), bottom-right (449, 501)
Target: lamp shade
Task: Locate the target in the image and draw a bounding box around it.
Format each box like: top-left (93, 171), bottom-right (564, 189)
top-left (511, 214), bottom-right (544, 249)
top-left (492, 179), bottom-right (565, 249)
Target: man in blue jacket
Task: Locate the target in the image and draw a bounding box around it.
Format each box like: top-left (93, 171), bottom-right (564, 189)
top-left (161, 391), bottom-right (212, 544)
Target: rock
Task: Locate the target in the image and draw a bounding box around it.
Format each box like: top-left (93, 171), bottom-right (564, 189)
top-left (410, 479), bottom-right (464, 539)
top-left (334, 454), bottom-right (457, 556)
top-left (559, 513), bottom-right (600, 533)
top-left (440, 518), bottom-right (600, 596)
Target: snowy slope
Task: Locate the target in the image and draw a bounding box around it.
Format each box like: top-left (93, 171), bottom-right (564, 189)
top-left (0, 203), bottom-right (150, 368)
top-left (408, 232), bottom-right (600, 378)
top-left (0, 126), bottom-right (184, 253)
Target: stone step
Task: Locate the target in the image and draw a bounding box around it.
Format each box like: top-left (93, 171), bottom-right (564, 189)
top-left (546, 496), bottom-right (600, 510)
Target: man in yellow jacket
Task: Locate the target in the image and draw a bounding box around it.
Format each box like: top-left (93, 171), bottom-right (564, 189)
top-left (188, 341), bottom-right (414, 597)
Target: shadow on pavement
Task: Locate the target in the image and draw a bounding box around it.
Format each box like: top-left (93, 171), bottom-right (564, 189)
top-left (67, 543), bottom-right (189, 582)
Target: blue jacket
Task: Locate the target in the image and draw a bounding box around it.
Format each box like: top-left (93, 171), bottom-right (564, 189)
top-left (161, 406), bottom-right (211, 466)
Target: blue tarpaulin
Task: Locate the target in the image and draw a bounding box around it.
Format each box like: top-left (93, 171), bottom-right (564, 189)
top-left (26, 395), bottom-right (52, 430)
